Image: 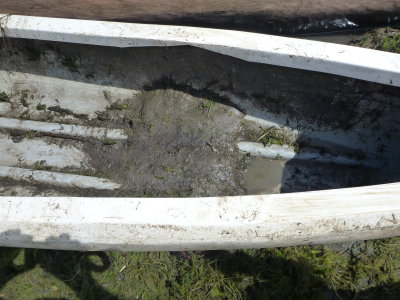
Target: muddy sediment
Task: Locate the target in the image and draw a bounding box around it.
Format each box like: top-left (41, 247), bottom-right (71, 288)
top-left (0, 38), bottom-right (399, 197)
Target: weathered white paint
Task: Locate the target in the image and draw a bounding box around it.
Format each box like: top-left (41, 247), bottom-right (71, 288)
top-left (0, 134), bottom-right (89, 169)
top-left (0, 15), bottom-right (399, 87)
top-left (0, 70), bottom-right (136, 117)
top-left (0, 166), bottom-right (121, 190)
top-left (0, 183), bottom-right (399, 251)
top-left (0, 117), bottom-right (128, 140)
top-left (238, 142), bottom-right (380, 168)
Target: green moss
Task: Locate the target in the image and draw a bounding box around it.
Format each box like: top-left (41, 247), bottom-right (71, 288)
top-left (110, 103), bottom-right (129, 111)
top-left (163, 166), bottom-right (178, 173)
top-left (33, 162), bottom-right (53, 171)
top-left (379, 34), bottom-right (400, 53)
top-left (36, 104), bottom-right (47, 111)
top-left (200, 99), bottom-right (214, 117)
top-left (102, 139), bottom-right (118, 146)
top-left (162, 114), bottom-right (170, 123)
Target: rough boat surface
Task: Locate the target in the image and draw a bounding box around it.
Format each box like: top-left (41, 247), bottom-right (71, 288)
top-left (0, 16), bottom-right (399, 251)
top-left (1, 184), bottom-right (400, 251)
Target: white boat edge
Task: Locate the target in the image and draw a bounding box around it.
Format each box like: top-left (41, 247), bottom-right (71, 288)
top-left (0, 14), bottom-right (399, 87)
top-left (1, 183), bottom-right (400, 251)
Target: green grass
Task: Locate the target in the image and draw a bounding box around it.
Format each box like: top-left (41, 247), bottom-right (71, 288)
top-left (36, 104), bottom-right (47, 111)
top-left (200, 99), bottom-right (215, 117)
top-left (0, 250), bottom-right (244, 299)
top-left (255, 126), bottom-right (299, 152)
top-left (356, 27), bottom-right (400, 54)
top-left (379, 33), bottom-right (400, 53)
top-left (255, 127), bottom-right (293, 147)
top-left (1, 241), bottom-right (400, 299)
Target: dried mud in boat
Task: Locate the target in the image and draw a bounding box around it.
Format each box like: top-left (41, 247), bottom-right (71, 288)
top-left (0, 39), bottom-right (399, 198)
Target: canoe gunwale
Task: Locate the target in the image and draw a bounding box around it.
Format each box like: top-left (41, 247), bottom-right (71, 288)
top-left (1, 183), bottom-right (400, 251)
top-left (0, 14), bottom-right (399, 87)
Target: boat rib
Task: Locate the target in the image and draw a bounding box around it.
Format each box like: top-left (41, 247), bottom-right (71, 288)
top-left (0, 117), bottom-right (128, 140)
top-left (0, 166), bottom-right (121, 190)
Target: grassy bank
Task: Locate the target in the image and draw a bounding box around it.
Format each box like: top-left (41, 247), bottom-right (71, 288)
top-left (1, 28), bottom-right (400, 300)
top-left (1, 239), bottom-right (400, 299)
top-left (353, 27), bottom-right (400, 54)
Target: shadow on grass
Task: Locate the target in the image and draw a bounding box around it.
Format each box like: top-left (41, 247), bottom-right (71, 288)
top-left (205, 249), bottom-right (340, 299)
top-left (0, 248), bottom-right (117, 300)
top-left (204, 249), bottom-right (400, 299)
top-left (1, 246), bottom-right (400, 299)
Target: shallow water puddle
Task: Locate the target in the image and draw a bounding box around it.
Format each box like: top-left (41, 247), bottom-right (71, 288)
top-left (244, 158), bottom-right (288, 195)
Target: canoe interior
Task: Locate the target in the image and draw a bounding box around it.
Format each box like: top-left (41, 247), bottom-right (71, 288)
top-left (0, 38), bottom-right (399, 198)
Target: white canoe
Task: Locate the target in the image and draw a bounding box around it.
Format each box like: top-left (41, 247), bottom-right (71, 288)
top-left (0, 15), bottom-right (399, 251)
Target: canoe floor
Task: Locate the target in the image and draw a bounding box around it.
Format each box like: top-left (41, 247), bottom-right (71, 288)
top-left (0, 38), bottom-right (399, 198)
